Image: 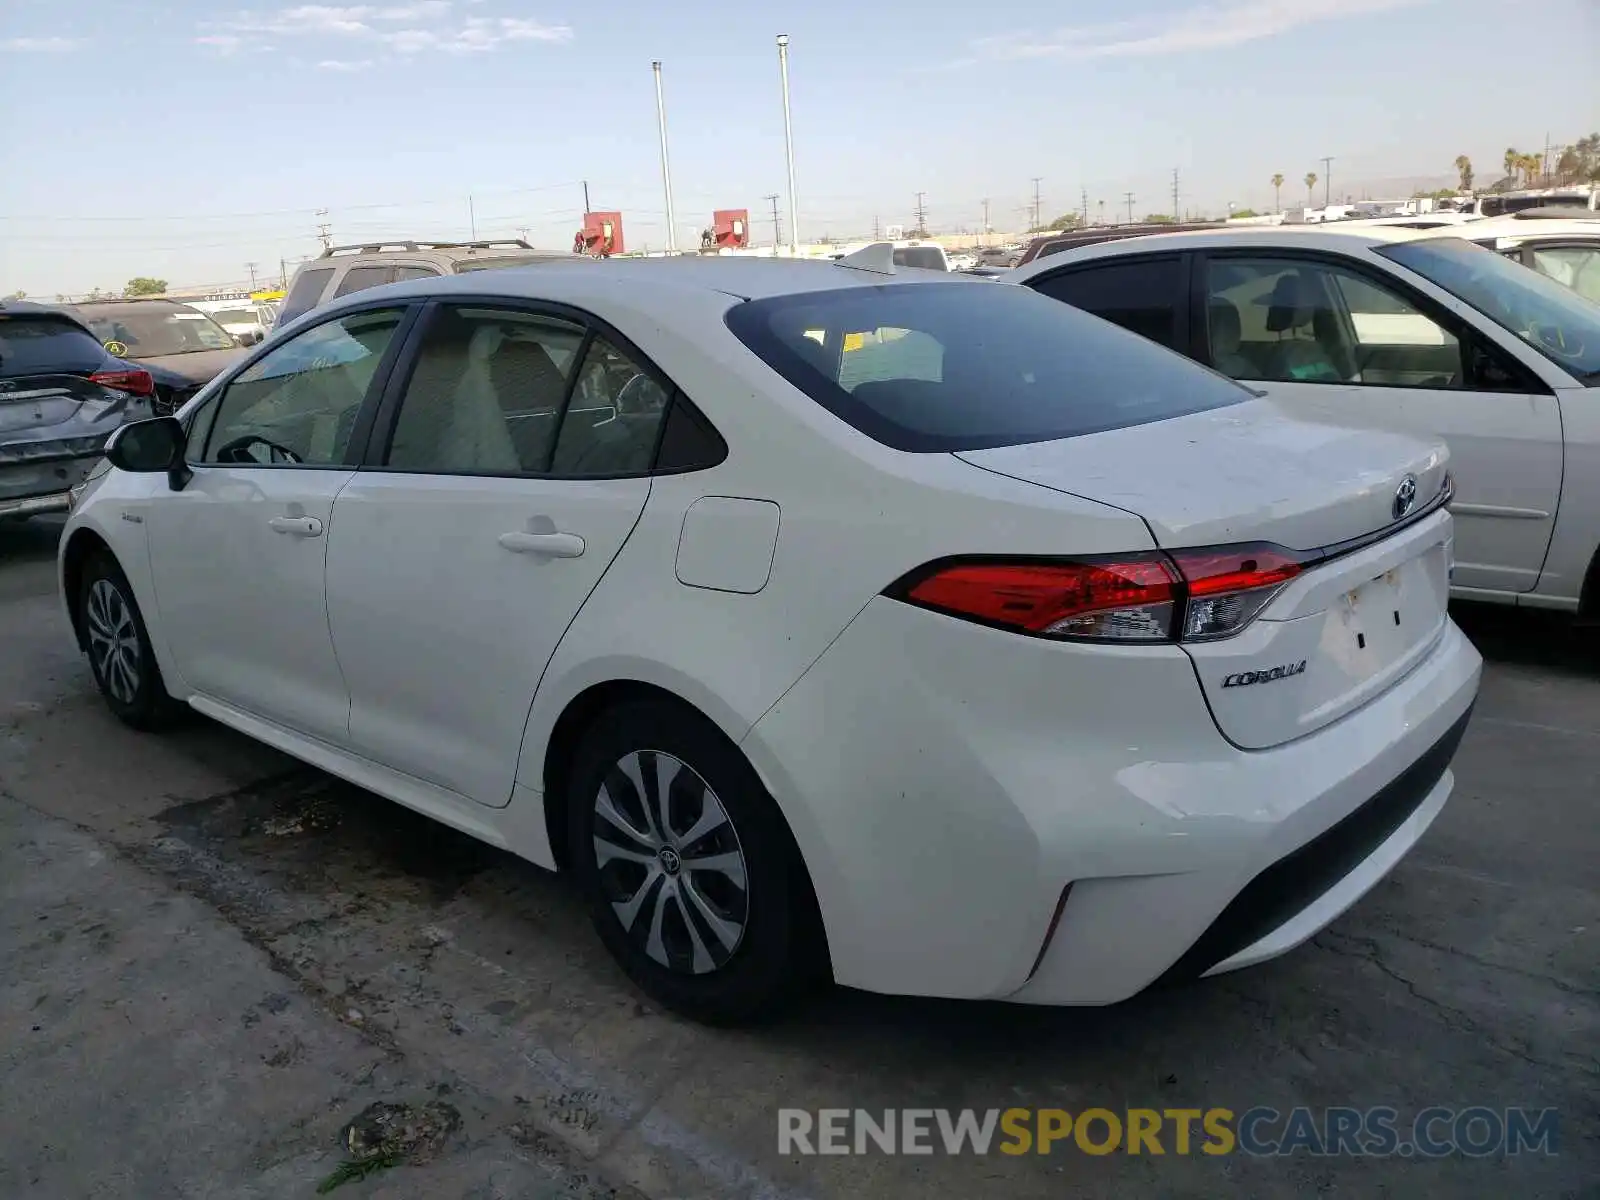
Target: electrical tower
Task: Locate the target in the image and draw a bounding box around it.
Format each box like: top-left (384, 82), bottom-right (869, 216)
top-left (1081, 187), bottom-right (1088, 226)
top-left (1321, 157), bottom-right (1334, 206)
top-left (1030, 177), bottom-right (1043, 229)
top-left (765, 194), bottom-right (782, 249)
top-left (1172, 169), bottom-right (1180, 221)
top-left (1124, 192), bottom-right (1135, 224)
top-left (913, 192), bottom-right (928, 236)
top-left (244, 262), bottom-right (258, 290)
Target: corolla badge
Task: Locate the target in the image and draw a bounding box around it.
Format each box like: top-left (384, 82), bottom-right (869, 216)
top-left (1393, 474), bottom-right (1418, 520)
top-left (1222, 660), bottom-right (1307, 688)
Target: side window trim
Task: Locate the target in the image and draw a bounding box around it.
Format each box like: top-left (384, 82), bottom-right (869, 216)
top-left (194, 302), bottom-right (422, 468)
top-left (1193, 248), bottom-right (1552, 396)
top-left (361, 293), bottom-right (698, 479)
top-left (1024, 252), bottom-right (1191, 353)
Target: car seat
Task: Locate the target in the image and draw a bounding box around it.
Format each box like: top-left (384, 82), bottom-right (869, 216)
top-left (1263, 273), bottom-right (1348, 383)
top-left (1207, 300), bottom-right (1260, 379)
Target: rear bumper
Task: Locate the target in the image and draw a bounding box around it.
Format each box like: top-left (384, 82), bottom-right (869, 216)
top-left (0, 455), bottom-right (101, 516)
top-left (743, 597), bottom-right (1482, 1005)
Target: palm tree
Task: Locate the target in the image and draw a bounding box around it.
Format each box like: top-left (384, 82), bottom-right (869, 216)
top-left (1504, 147), bottom-right (1520, 184)
top-left (1304, 172), bottom-right (1318, 208)
top-left (1454, 155), bottom-right (1473, 192)
top-left (1271, 173), bottom-right (1284, 213)
top-left (1521, 152), bottom-right (1543, 187)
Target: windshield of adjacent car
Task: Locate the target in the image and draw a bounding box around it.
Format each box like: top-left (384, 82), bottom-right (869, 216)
top-left (79, 306), bottom-right (237, 357)
top-left (1379, 237), bottom-right (1600, 384)
top-left (210, 308), bottom-right (261, 327)
top-left (893, 247), bottom-right (946, 270)
top-left (725, 281), bottom-right (1250, 451)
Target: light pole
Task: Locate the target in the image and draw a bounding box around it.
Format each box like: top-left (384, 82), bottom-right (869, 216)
top-left (653, 61), bottom-right (678, 254)
top-left (777, 34), bottom-right (799, 255)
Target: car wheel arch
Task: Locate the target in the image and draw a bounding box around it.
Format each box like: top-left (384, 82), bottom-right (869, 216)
top-left (537, 678), bottom-right (831, 976)
top-left (62, 527), bottom-right (115, 650)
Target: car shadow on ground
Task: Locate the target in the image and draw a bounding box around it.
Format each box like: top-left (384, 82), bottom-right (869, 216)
top-left (1449, 599), bottom-right (1597, 675)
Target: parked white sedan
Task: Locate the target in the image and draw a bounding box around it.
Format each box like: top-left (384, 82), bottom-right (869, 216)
top-left (60, 254), bottom-right (1479, 1022)
top-left (1012, 226), bottom-right (1600, 615)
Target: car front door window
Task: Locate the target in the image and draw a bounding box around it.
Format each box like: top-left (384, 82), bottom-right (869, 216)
top-left (201, 309), bottom-right (405, 466)
top-left (1203, 257), bottom-right (1460, 388)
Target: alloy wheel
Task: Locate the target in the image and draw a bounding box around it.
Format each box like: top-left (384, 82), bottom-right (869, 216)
top-left (85, 578), bottom-right (142, 704)
top-left (591, 750), bottom-right (749, 975)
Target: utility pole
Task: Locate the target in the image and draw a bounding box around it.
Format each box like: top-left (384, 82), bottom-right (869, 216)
top-left (468, 194), bottom-right (477, 240)
top-left (913, 191), bottom-right (928, 236)
top-left (652, 60), bottom-right (678, 254)
top-left (981, 197), bottom-right (990, 235)
top-left (315, 209), bottom-right (332, 250)
top-left (1081, 187), bottom-right (1088, 226)
top-left (1097, 199), bottom-right (1106, 225)
top-left (244, 262), bottom-right (258, 289)
top-left (1321, 156), bottom-right (1334, 206)
top-left (1543, 132), bottom-right (1552, 186)
top-left (765, 193), bottom-right (782, 249)
top-left (1172, 168), bottom-right (1180, 221)
top-left (872, 214), bottom-right (881, 239)
top-left (582, 180), bottom-right (591, 215)
top-left (279, 257), bottom-right (287, 288)
top-left (1124, 191), bottom-right (1135, 224)
top-left (776, 34), bottom-right (800, 254)
top-left (1030, 177), bottom-right (1043, 229)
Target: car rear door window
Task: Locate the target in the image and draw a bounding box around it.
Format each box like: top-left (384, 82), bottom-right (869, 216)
top-left (384, 306), bottom-right (586, 474)
top-left (333, 266), bottom-right (395, 298)
top-left (1027, 257), bottom-right (1185, 349)
top-left (725, 280), bottom-right (1246, 452)
top-left (0, 315), bottom-right (108, 376)
top-left (278, 266), bottom-right (337, 326)
top-left (201, 308), bottom-right (405, 465)
top-left (1203, 257), bottom-right (1461, 389)
top-left (392, 266), bottom-right (442, 283)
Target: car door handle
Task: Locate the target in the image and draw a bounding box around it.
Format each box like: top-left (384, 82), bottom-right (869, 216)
top-left (498, 531), bottom-right (586, 558)
top-left (268, 515), bottom-right (324, 537)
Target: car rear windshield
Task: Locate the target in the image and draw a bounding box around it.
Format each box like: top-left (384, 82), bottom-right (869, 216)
top-left (1379, 237), bottom-right (1600, 384)
top-left (724, 281), bottom-right (1249, 451)
top-left (892, 247), bottom-right (945, 270)
top-left (78, 306), bottom-right (236, 358)
top-left (0, 314), bottom-right (107, 377)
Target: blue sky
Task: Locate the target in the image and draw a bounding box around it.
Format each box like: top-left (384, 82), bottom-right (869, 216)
top-left (2, 0), bottom-right (1597, 295)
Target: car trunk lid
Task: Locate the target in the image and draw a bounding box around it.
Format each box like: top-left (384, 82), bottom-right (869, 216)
top-left (0, 373), bottom-right (119, 435)
top-left (955, 401), bottom-right (1453, 748)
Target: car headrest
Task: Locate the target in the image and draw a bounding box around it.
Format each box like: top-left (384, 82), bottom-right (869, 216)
top-left (1209, 300), bottom-right (1243, 352)
top-left (1264, 273), bottom-right (1310, 333)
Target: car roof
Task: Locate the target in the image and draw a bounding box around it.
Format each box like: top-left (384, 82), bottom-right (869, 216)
top-left (1412, 214), bottom-right (1600, 244)
top-left (1008, 223), bottom-right (1432, 277)
top-left (0, 298), bottom-right (96, 329)
top-left (68, 298), bottom-right (196, 312)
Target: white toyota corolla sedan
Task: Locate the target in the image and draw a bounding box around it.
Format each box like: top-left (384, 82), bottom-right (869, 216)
top-left (60, 251), bottom-right (1481, 1023)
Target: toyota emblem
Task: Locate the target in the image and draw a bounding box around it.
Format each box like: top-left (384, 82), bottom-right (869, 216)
top-left (1393, 474), bottom-right (1418, 520)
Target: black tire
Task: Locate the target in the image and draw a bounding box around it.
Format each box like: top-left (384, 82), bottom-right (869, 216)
top-left (78, 552), bottom-right (184, 731)
top-left (567, 698), bottom-right (820, 1024)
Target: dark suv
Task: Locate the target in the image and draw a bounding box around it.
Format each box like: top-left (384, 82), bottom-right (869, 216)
top-left (0, 301), bottom-right (155, 519)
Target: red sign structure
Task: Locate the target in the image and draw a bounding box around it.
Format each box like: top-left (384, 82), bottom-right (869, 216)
top-left (574, 211), bottom-right (624, 257)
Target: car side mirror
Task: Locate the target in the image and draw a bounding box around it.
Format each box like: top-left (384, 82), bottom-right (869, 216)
top-left (105, 416), bottom-right (191, 490)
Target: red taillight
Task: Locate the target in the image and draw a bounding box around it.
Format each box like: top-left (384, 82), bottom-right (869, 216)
top-left (900, 555), bottom-right (1181, 641)
top-left (893, 542), bottom-right (1309, 644)
top-left (90, 368), bottom-right (155, 397)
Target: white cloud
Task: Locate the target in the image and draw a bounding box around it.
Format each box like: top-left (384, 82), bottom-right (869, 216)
top-left (195, 34), bottom-right (246, 53)
top-left (1, 36), bottom-right (81, 52)
top-left (205, 3), bottom-right (570, 56)
top-left (317, 57), bottom-right (374, 70)
top-left (963, 0), bottom-right (1422, 63)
